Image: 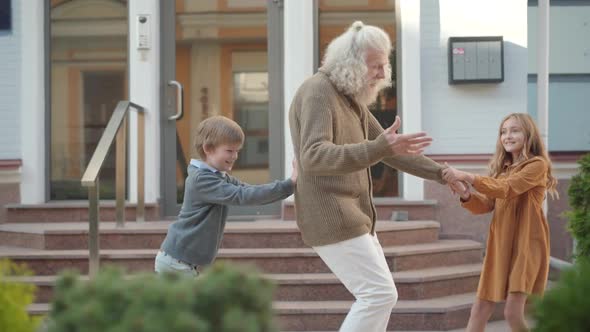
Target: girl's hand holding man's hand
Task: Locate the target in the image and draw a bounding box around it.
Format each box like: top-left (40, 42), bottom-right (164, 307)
top-left (449, 180), bottom-right (471, 201)
top-left (442, 164), bottom-right (476, 185)
top-left (443, 163), bottom-right (473, 200)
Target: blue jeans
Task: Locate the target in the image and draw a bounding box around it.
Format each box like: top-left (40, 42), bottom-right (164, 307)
top-left (154, 251), bottom-right (199, 277)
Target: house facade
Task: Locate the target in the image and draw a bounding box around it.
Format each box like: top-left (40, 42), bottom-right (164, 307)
top-left (0, 0), bottom-right (588, 260)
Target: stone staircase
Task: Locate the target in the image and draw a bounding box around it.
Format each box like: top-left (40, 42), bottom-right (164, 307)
top-left (0, 202), bottom-right (503, 331)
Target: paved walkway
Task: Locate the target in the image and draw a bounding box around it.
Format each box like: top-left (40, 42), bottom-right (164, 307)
top-left (404, 318), bottom-right (534, 332)
top-left (446, 319), bottom-right (510, 331)
top-left (286, 319), bottom-right (535, 331)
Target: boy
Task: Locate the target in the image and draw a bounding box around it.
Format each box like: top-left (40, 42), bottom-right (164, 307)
top-left (155, 116), bottom-right (297, 276)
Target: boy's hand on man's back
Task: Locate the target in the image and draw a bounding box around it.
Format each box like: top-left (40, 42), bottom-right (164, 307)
top-left (291, 159), bottom-right (298, 185)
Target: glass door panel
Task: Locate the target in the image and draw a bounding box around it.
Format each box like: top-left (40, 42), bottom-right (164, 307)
top-left (163, 0), bottom-right (282, 217)
top-left (49, 0), bottom-right (128, 199)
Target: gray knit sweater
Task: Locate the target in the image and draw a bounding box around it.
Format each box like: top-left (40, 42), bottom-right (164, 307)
top-left (160, 163), bottom-right (294, 266)
top-left (289, 71), bottom-right (445, 247)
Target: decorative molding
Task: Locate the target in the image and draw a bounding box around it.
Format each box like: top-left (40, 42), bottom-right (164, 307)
top-left (177, 13), bottom-right (267, 28)
top-left (0, 159), bottom-right (22, 170)
top-left (553, 162), bottom-right (581, 179)
top-left (427, 152), bottom-right (586, 179)
top-left (0, 160), bottom-right (22, 184)
top-left (51, 19), bottom-right (127, 37)
top-left (549, 151), bottom-right (589, 162)
top-left (66, 49), bottom-right (126, 61)
top-left (0, 169), bottom-right (21, 184)
top-left (222, 0), bottom-right (266, 11)
top-left (427, 151), bottom-right (588, 163)
top-left (318, 12), bottom-right (396, 25)
top-left (50, 0), bottom-right (126, 37)
top-left (319, 0), bottom-right (392, 11)
top-left (51, 0), bottom-right (126, 19)
top-left (427, 154), bottom-right (493, 163)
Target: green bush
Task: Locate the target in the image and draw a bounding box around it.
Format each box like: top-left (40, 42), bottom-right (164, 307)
top-left (46, 262), bottom-right (277, 332)
top-left (532, 258), bottom-right (590, 332)
top-left (0, 259), bottom-right (40, 332)
top-left (566, 153), bottom-right (590, 258)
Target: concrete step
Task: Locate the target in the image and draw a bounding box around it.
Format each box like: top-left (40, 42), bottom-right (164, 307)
top-left (1, 239), bottom-right (483, 275)
top-left (5, 201), bottom-right (160, 223)
top-left (15, 264), bottom-right (482, 303)
top-left (274, 293), bottom-right (504, 331)
top-left (0, 220), bottom-right (441, 250)
top-left (284, 319), bottom-right (516, 332)
top-left (283, 199), bottom-right (438, 221)
top-left (273, 264), bottom-right (481, 301)
top-left (28, 293), bottom-right (505, 331)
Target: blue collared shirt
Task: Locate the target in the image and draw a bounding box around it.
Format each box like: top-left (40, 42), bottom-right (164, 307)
top-left (190, 159), bottom-right (224, 175)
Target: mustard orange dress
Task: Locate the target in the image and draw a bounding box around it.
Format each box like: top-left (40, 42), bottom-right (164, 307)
top-left (461, 156), bottom-right (550, 302)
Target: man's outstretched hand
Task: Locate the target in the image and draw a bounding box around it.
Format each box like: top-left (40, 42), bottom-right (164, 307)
top-left (382, 116), bottom-right (432, 155)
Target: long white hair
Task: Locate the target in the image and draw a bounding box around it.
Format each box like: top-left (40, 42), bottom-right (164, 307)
top-left (320, 21), bottom-right (393, 103)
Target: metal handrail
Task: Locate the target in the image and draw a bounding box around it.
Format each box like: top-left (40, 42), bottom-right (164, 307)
top-left (81, 100), bottom-right (145, 277)
top-left (550, 256), bottom-right (573, 271)
top-left (548, 256), bottom-right (574, 282)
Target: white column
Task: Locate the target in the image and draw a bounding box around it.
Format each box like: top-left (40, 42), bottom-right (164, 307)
top-left (399, 0), bottom-right (424, 200)
top-left (128, 0), bottom-right (160, 204)
top-left (537, 0), bottom-right (549, 160)
top-left (283, 0), bottom-right (315, 183)
top-left (537, 0), bottom-right (551, 234)
top-left (20, 1), bottom-right (45, 204)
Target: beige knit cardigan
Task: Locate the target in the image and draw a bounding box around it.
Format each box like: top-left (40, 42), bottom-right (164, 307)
top-left (289, 71), bottom-right (446, 247)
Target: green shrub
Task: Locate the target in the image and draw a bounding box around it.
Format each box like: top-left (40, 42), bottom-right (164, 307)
top-left (566, 153), bottom-right (590, 258)
top-left (0, 259), bottom-right (40, 332)
top-left (532, 258), bottom-right (590, 332)
top-left (46, 262), bottom-right (277, 332)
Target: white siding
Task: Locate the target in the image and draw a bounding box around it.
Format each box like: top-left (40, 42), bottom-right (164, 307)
top-left (528, 6), bottom-right (590, 74)
top-left (420, 0), bottom-right (528, 154)
top-left (527, 4), bottom-right (590, 152)
top-left (0, 0), bottom-right (20, 159)
top-left (528, 76), bottom-right (590, 151)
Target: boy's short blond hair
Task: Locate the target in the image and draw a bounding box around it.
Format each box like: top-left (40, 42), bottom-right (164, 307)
top-left (194, 116), bottom-right (245, 159)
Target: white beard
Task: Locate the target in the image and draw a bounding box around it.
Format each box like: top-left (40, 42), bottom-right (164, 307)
top-left (355, 79), bottom-right (390, 107)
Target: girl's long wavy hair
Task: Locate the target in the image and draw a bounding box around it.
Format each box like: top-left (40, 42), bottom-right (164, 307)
top-left (489, 113), bottom-right (559, 199)
top-left (319, 21), bottom-right (392, 98)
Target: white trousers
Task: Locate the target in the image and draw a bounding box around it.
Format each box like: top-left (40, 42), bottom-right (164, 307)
top-left (154, 251), bottom-right (198, 277)
top-left (313, 233), bottom-right (398, 332)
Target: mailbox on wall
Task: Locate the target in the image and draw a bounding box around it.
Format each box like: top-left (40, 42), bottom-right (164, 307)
top-left (0, 0), bottom-right (11, 31)
top-left (448, 36), bottom-right (504, 84)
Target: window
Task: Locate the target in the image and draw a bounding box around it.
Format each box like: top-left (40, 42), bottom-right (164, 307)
top-left (0, 0), bottom-right (11, 32)
top-left (233, 72), bottom-right (270, 169)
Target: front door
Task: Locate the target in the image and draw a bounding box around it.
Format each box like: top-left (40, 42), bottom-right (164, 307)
top-left (160, 0), bottom-right (284, 218)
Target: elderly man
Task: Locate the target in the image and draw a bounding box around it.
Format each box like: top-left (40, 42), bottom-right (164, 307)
top-left (289, 21), bottom-right (456, 331)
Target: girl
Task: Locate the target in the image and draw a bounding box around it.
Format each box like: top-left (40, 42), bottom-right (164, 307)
top-left (443, 113), bottom-right (558, 332)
